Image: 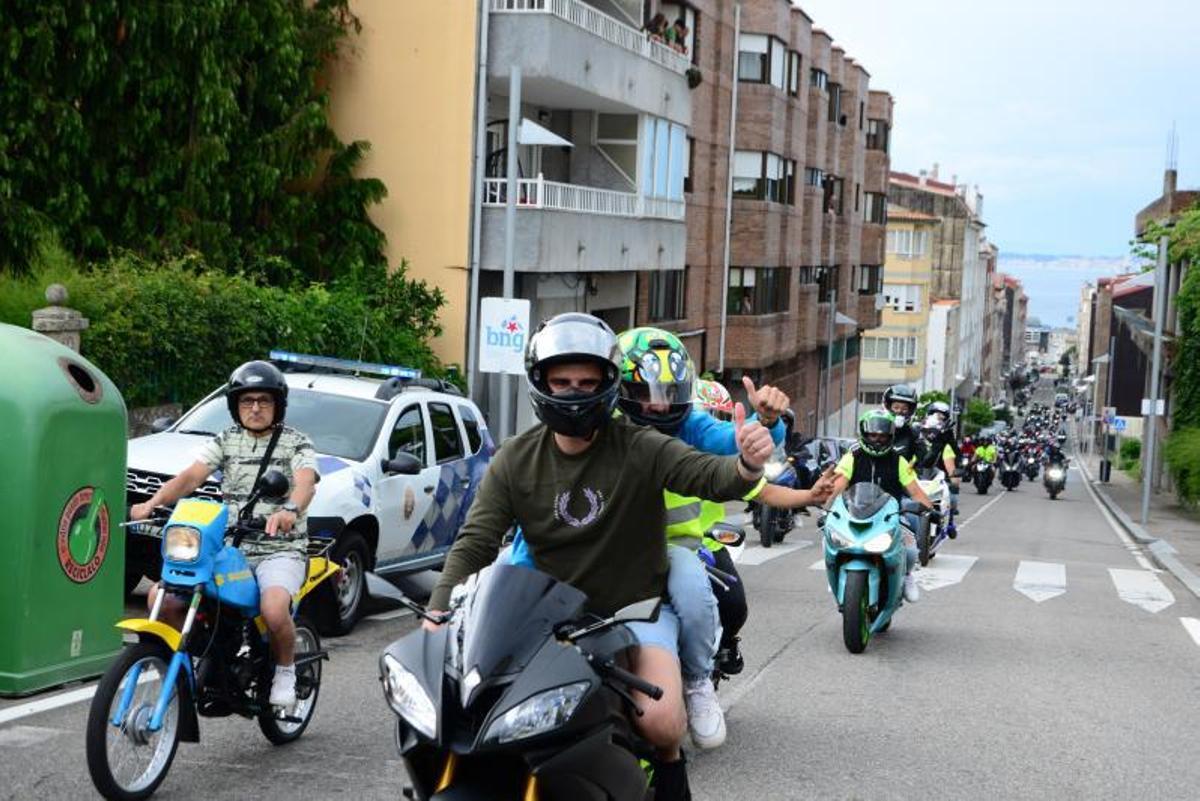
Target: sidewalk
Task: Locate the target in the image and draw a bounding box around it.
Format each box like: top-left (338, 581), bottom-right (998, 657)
top-left (1076, 449), bottom-right (1200, 601)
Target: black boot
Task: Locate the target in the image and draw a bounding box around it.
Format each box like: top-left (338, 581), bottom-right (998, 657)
top-left (653, 752), bottom-right (692, 801)
top-left (717, 637), bottom-right (744, 676)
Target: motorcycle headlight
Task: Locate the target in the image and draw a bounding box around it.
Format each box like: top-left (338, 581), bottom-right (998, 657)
top-left (381, 654), bottom-right (437, 739)
top-left (162, 526), bottom-right (201, 562)
top-left (864, 532), bottom-right (893, 553)
top-left (763, 461), bottom-right (784, 481)
top-left (1046, 468), bottom-right (1064, 480)
top-left (483, 681), bottom-right (590, 744)
top-left (825, 526), bottom-right (857, 549)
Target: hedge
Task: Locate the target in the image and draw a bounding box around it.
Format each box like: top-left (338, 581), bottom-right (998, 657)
top-left (2, 254), bottom-right (447, 408)
top-left (1164, 428), bottom-right (1200, 506)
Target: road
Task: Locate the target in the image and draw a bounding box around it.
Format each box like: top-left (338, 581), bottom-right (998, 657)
top-left (3, 442), bottom-right (1200, 798)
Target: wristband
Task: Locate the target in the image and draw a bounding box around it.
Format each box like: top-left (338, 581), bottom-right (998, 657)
top-left (738, 455), bottom-right (764, 478)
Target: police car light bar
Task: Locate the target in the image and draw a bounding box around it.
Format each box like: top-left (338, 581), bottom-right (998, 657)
top-left (269, 350), bottom-right (421, 379)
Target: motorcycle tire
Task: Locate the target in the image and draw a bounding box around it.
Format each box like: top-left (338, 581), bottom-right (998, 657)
top-left (917, 518), bottom-right (931, 567)
top-left (1048, 489), bottom-right (1059, 500)
top-left (86, 641), bottom-right (181, 801)
top-left (758, 506), bottom-right (773, 549)
top-left (773, 512), bottom-right (791, 544)
top-left (842, 571), bottom-right (871, 654)
top-left (258, 616), bottom-right (322, 744)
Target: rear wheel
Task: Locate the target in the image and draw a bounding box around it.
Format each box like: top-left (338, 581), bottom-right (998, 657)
top-left (842, 571), bottom-right (871, 654)
top-left (917, 519), bottom-right (931, 567)
top-left (86, 642), bottom-right (180, 801)
top-left (758, 506), bottom-right (773, 548)
top-left (258, 617), bottom-right (322, 744)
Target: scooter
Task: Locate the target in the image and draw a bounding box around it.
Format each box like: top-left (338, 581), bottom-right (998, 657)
top-left (86, 471), bottom-right (339, 801)
top-left (1000, 453), bottom-right (1023, 491)
top-left (821, 483), bottom-right (916, 654)
top-left (750, 442), bottom-right (798, 548)
top-left (1043, 460), bottom-right (1068, 499)
top-left (972, 460), bottom-right (995, 494)
top-left (913, 468), bottom-right (953, 566)
top-left (374, 565), bottom-right (665, 801)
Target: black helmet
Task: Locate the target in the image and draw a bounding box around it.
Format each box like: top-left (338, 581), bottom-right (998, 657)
top-left (882, 384), bottom-right (919, 427)
top-left (857, 410), bottom-right (896, 457)
top-left (226, 360), bottom-right (288, 428)
top-left (525, 313), bottom-right (622, 438)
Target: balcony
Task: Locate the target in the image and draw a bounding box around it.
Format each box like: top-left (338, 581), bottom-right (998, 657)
top-left (488, 0), bottom-right (691, 125)
top-left (479, 175), bottom-right (686, 274)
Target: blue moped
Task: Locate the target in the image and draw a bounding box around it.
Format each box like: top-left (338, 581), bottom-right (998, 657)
top-left (821, 483), bottom-right (907, 654)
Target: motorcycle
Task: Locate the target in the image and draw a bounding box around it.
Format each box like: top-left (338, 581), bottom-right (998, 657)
top-left (1000, 453), bottom-right (1023, 491)
top-left (1023, 453), bottom-right (1041, 481)
top-left (972, 460), bottom-right (995, 494)
top-left (86, 471), bottom-right (339, 801)
top-left (699, 523), bottom-right (747, 687)
top-left (373, 566), bottom-right (664, 801)
top-left (913, 468), bottom-right (953, 566)
top-left (749, 441), bottom-right (798, 548)
top-left (821, 483), bottom-right (918, 654)
top-left (1044, 461), bottom-right (1068, 499)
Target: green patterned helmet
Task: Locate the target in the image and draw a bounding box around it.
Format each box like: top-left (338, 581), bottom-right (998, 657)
top-left (616, 327), bottom-right (696, 434)
top-left (857, 409), bottom-right (896, 457)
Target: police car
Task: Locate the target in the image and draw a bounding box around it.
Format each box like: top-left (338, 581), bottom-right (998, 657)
top-left (125, 351), bottom-right (494, 635)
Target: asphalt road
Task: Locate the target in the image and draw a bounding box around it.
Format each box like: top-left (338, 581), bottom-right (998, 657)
top-left (3, 431), bottom-right (1200, 798)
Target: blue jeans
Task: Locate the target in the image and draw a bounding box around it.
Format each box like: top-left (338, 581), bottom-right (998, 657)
top-left (900, 505), bottom-right (921, 574)
top-left (662, 544), bottom-right (721, 680)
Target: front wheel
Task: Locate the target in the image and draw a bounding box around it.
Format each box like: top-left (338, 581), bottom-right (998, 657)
top-left (842, 571), bottom-right (871, 654)
top-left (917, 519), bottom-right (931, 567)
top-left (86, 642), bottom-right (181, 801)
top-left (258, 617), bottom-right (322, 744)
top-left (1048, 488), bottom-right (1059, 500)
top-left (757, 506), bottom-right (773, 548)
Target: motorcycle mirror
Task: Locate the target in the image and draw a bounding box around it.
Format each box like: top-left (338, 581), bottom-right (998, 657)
top-left (364, 571), bottom-right (407, 604)
top-left (256, 470), bottom-right (290, 501)
top-left (613, 598), bottom-right (661, 624)
top-left (708, 523), bottom-right (746, 548)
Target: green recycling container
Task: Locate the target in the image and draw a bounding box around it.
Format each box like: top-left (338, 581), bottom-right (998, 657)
top-left (0, 323), bottom-right (127, 696)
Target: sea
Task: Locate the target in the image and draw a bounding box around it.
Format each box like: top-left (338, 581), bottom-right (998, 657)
top-left (996, 254), bottom-right (1138, 329)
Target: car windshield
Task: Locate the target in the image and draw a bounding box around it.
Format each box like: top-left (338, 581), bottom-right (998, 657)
top-left (174, 388), bottom-right (388, 461)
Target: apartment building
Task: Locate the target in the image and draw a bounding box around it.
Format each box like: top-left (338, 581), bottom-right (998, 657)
top-left (859, 207), bottom-right (937, 403)
top-left (632, 0), bottom-right (892, 438)
top-left (327, 0), bottom-right (693, 431)
top-left (886, 167), bottom-right (987, 401)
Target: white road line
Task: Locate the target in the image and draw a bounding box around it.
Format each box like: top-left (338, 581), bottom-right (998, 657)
top-left (0, 670), bottom-right (159, 728)
top-left (1109, 568), bottom-right (1175, 613)
top-left (736, 541), bottom-right (812, 566)
top-left (1013, 560), bottom-right (1067, 603)
top-left (956, 491), bottom-right (1006, 530)
top-left (1077, 458), bottom-right (1158, 571)
top-left (809, 558), bottom-right (825, 571)
top-left (1180, 618), bottom-right (1200, 647)
top-left (365, 608), bottom-right (414, 622)
top-left (915, 554), bottom-right (979, 592)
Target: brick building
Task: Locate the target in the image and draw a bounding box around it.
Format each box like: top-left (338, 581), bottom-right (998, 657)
top-left (633, 0), bottom-right (892, 437)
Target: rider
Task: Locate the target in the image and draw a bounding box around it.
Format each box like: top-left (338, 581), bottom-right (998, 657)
top-left (916, 400), bottom-right (960, 524)
top-left (975, 435), bottom-right (998, 467)
top-left (828, 410), bottom-right (938, 603)
top-left (882, 384), bottom-right (925, 466)
top-left (425, 313), bottom-right (776, 801)
top-left (130, 361), bottom-right (319, 708)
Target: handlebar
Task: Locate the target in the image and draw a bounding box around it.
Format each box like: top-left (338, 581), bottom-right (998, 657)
top-left (595, 658), bottom-right (664, 701)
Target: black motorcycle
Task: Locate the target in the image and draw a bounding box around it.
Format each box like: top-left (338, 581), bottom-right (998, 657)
top-left (1000, 453), bottom-right (1022, 491)
top-left (1043, 460), bottom-right (1068, 499)
top-left (372, 566), bottom-right (664, 801)
top-left (1022, 452), bottom-right (1041, 481)
top-left (972, 460), bottom-right (995, 494)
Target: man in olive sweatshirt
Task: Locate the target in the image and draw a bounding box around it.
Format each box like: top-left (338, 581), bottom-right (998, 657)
top-left (427, 313), bottom-right (772, 801)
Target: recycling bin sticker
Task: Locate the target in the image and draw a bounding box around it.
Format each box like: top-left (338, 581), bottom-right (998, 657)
top-left (57, 487), bottom-right (110, 583)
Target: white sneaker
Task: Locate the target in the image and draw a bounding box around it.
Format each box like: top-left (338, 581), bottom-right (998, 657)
top-left (683, 676), bottom-right (726, 749)
top-left (270, 665), bottom-right (297, 707)
top-left (903, 574), bottom-right (921, 603)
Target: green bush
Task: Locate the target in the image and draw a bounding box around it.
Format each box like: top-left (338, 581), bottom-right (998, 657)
top-left (1119, 438), bottom-right (1141, 466)
top-left (2, 254), bottom-right (446, 408)
top-left (1165, 428), bottom-right (1200, 505)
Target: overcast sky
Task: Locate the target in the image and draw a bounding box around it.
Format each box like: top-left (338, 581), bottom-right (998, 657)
top-left (797, 0), bottom-right (1200, 257)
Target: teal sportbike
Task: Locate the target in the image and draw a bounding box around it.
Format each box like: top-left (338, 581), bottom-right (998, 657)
top-left (821, 483), bottom-right (908, 654)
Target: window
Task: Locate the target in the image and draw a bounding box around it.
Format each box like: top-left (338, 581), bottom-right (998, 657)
top-left (804, 167), bottom-right (824, 187)
top-left (733, 151), bottom-right (795, 203)
top-left (683, 136), bottom-right (694, 193)
top-left (827, 82), bottom-right (842, 123)
top-left (859, 100), bottom-right (865, 130)
top-left (787, 51), bottom-right (801, 96)
top-left (596, 113), bottom-right (638, 187)
top-left (649, 269), bottom-right (686, 322)
top-left (459, 405), bottom-right (484, 455)
top-left (855, 183), bottom-right (861, 213)
top-left (809, 67), bottom-right (828, 91)
top-left (853, 264), bottom-right (882, 295)
top-left (859, 390), bottom-right (884, 406)
top-left (728, 267), bottom-right (790, 315)
top-left (737, 34), bottom-right (785, 88)
top-left (883, 283), bottom-right (921, 313)
top-left (822, 175), bottom-right (844, 214)
top-left (814, 265), bottom-right (839, 302)
top-left (862, 336), bottom-right (917, 365)
top-left (797, 265), bottom-right (818, 285)
top-left (429, 403), bottom-right (465, 464)
top-left (389, 406), bottom-right (427, 465)
top-left (733, 150), bottom-right (762, 197)
top-left (867, 119), bottom-right (890, 152)
top-left (886, 228), bottom-right (930, 258)
top-left (660, 3), bottom-right (699, 64)
top-left (635, 115), bottom-right (687, 201)
top-left (768, 37), bottom-right (786, 88)
top-left (863, 191), bottom-right (887, 224)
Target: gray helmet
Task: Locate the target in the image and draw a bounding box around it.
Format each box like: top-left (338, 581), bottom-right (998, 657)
top-left (525, 313), bottom-right (622, 438)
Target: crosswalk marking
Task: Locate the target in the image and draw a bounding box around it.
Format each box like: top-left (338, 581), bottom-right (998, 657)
top-left (1108, 568), bottom-right (1175, 613)
top-left (1013, 560), bottom-right (1067, 603)
top-left (809, 558), bottom-right (825, 571)
top-left (1180, 618), bottom-right (1200, 647)
top-left (915, 554), bottom-right (978, 592)
top-left (736, 541), bottom-right (812, 566)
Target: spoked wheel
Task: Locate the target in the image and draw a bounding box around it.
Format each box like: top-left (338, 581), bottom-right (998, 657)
top-left (258, 617), bottom-right (322, 744)
top-left (842, 571), bottom-right (871, 654)
top-left (86, 643), bottom-right (180, 801)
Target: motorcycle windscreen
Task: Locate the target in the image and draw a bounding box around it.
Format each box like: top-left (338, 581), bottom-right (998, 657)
top-left (844, 482), bottom-right (893, 522)
top-left (458, 564), bottom-right (589, 682)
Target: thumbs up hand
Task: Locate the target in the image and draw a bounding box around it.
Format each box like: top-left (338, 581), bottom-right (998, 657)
top-left (734, 402), bottom-right (774, 470)
top-left (742, 376), bottom-right (789, 428)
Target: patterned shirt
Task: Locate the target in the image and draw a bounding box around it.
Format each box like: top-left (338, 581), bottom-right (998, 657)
top-left (194, 425), bottom-right (318, 559)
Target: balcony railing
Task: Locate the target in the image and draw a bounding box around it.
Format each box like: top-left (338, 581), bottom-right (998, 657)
top-left (483, 175), bottom-right (685, 221)
top-left (489, 0), bottom-right (690, 75)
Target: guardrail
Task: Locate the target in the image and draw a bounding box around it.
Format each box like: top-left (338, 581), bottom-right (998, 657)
top-left (483, 175), bottom-right (685, 221)
top-left (489, 0), bottom-right (690, 75)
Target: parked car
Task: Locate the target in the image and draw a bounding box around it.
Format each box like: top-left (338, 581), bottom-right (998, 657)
top-left (124, 352), bottom-right (494, 635)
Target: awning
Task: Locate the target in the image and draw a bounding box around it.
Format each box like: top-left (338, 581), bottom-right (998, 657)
top-left (518, 118), bottom-right (573, 148)
top-left (836, 312), bottom-right (858, 326)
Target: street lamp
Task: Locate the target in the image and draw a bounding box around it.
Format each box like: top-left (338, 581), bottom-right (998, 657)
top-left (1141, 230), bottom-right (1171, 525)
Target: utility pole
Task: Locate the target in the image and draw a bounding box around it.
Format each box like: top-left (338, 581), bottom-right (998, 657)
top-left (498, 66), bottom-right (521, 441)
top-left (1101, 334), bottom-right (1115, 482)
top-left (822, 288), bottom-right (837, 436)
top-left (1141, 234), bottom-right (1169, 524)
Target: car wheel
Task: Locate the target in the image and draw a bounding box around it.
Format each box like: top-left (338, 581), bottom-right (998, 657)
top-left (325, 532), bottom-right (369, 637)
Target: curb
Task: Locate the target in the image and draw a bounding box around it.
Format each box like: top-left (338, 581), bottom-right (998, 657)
top-left (1076, 455), bottom-right (1200, 601)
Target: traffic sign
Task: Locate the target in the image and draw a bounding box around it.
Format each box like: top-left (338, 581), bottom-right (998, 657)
top-left (1111, 418), bottom-right (1127, 432)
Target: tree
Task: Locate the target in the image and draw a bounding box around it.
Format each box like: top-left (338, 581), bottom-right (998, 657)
top-left (962, 398), bottom-right (995, 434)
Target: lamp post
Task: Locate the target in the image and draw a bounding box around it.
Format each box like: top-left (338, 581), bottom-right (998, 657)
top-left (1141, 233), bottom-right (1170, 524)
